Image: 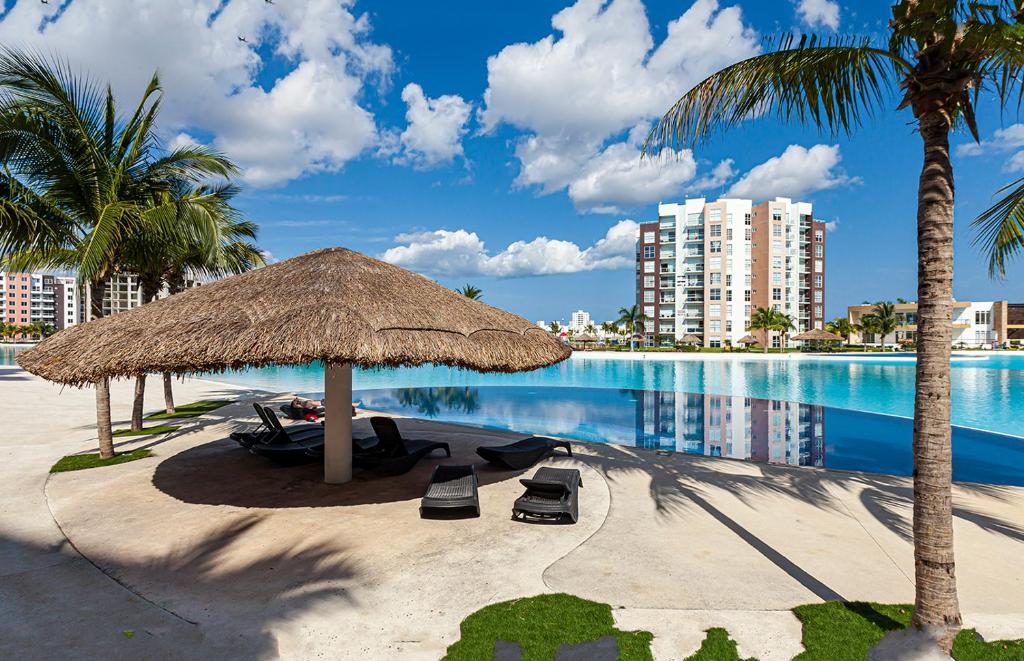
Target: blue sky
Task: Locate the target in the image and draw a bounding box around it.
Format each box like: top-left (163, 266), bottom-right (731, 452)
top-left (1, 0), bottom-right (1021, 323)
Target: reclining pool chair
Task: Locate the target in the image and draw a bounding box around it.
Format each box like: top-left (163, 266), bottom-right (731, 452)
top-left (476, 436), bottom-right (572, 470)
top-left (420, 464), bottom-right (480, 518)
top-left (231, 403), bottom-right (322, 449)
top-left (356, 417), bottom-right (451, 476)
top-left (246, 404), bottom-right (327, 463)
top-left (512, 467), bottom-right (583, 524)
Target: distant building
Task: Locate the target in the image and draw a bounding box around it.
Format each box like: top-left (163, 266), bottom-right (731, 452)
top-left (0, 272), bottom-right (79, 331)
top-left (569, 310), bottom-right (591, 333)
top-left (82, 273), bottom-right (201, 321)
top-left (847, 300), bottom-right (1023, 348)
top-left (637, 196), bottom-right (828, 348)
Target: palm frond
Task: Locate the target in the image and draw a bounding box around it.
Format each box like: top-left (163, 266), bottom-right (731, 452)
top-left (644, 34), bottom-right (908, 155)
top-left (972, 176), bottom-right (1024, 277)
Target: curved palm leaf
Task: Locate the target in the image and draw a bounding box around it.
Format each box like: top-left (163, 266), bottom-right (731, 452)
top-left (972, 176), bottom-right (1024, 277)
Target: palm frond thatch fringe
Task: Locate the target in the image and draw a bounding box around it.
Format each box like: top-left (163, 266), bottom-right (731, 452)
top-left (17, 247), bottom-right (571, 385)
top-left (791, 329), bottom-right (843, 342)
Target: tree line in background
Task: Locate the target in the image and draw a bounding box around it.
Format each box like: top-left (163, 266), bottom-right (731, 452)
top-left (0, 320), bottom-right (54, 341)
top-left (0, 49), bottom-right (264, 455)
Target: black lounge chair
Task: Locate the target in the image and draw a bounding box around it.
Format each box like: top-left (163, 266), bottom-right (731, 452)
top-left (420, 465), bottom-right (480, 518)
top-left (231, 403), bottom-right (321, 449)
top-left (512, 467), bottom-right (583, 524)
top-left (476, 436), bottom-right (572, 470)
top-left (247, 404), bottom-right (326, 463)
top-left (354, 417), bottom-right (451, 476)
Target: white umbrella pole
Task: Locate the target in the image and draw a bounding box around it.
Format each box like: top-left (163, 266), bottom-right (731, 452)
top-left (324, 362), bottom-right (353, 484)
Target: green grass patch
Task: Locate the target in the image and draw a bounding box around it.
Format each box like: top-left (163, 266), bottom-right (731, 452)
top-left (442, 594), bottom-right (653, 661)
top-left (684, 628), bottom-right (756, 661)
top-left (50, 449), bottom-right (153, 473)
top-left (145, 399), bottom-right (232, 420)
top-left (112, 424), bottom-right (180, 437)
top-left (793, 602), bottom-right (1024, 660)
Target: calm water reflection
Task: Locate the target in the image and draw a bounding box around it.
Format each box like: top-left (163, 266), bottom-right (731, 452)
top-left (354, 386), bottom-right (1024, 487)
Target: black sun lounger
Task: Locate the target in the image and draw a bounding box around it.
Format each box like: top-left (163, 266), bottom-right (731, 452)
top-left (512, 467), bottom-right (583, 524)
top-left (420, 465), bottom-right (480, 518)
top-left (247, 404), bottom-right (326, 463)
top-left (354, 417), bottom-right (451, 476)
top-left (476, 437), bottom-right (572, 470)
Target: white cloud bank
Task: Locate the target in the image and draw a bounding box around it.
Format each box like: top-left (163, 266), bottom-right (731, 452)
top-left (391, 83), bottom-right (472, 168)
top-left (727, 144), bottom-right (859, 200)
top-left (480, 0), bottom-right (759, 210)
top-left (957, 124), bottom-right (1024, 173)
top-left (795, 0), bottom-right (840, 30)
top-left (380, 220), bottom-right (639, 278)
top-left (0, 0), bottom-right (393, 187)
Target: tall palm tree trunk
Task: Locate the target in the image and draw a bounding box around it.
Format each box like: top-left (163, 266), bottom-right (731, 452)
top-left (130, 375), bottom-right (146, 432)
top-left (163, 372), bottom-right (175, 415)
top-left (90, 279), bottom-right (115, 458)
top-left (911, 112), bottom-right (961, 649)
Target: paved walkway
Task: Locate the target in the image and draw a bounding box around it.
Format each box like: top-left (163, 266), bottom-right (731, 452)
top-left (2, 365), bottom-right (1023, 659)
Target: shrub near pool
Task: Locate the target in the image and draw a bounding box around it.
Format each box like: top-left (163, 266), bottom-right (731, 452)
top-left (442, 593), bottom-right (653, 661)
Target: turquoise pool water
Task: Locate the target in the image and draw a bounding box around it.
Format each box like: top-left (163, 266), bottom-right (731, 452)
top-left (201, 353), bottom-right (1024, 437)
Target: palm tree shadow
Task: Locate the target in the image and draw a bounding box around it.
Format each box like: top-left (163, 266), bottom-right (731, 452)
top-left (0, 515), bottom-right (359, 658)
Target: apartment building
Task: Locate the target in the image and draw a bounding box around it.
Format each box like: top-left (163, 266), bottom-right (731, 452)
top-left (0, 272), bottom-right (79, 330)
top-left (848, 300), bottom-right (1023, 348)
top-left (82, 273), bottom-right (202, 321)
top-left (636, 197), bottom-right (828, 347)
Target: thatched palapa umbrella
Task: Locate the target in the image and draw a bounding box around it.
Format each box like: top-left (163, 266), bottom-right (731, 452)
top-left (681, 333), bottom-right (702, 345)
top-left (791, 329), bottom-right (842, 342)
top-left (18, 248), bottom-right (570, 484)
top-left (737, 334), bottom-right (758, 345)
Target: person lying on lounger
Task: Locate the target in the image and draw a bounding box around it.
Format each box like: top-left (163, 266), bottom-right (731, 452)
top-left (291, 397), bottom-right (323, 410)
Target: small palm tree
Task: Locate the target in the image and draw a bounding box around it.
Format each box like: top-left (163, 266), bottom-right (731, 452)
top-left (616, 304), bottom-right (649, 352)
top-left (825, 317), bottom-right (859, 348)
top-left (748, 307), bottom-right (777, 354)
top-left (643, 6), bottom-right (1024, 645)
top-left (775, 312), bottom-right (796, 352)
top-left (869, 302), bottom-right (899, 352)
top-left (457, 284), bottom-right (483, 300)
top-left (584, 322), bottom-right (597, 336)
top-left (547, 321), bottom-right (561, 335)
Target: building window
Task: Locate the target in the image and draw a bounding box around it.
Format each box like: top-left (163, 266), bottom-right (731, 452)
top-left (772, 272), bottom-right (782, 285)
top-left (744, 290), bottom-right (751, 302)
top-left (709, 256), bottom-right (721, 270)
top-left (644, 291), bottom-right (654, 303)
top-left (643, 246), bottom-right (655, 259)
top-left (643, 231), bottom-right (655, 243)
top-left (772, 287), bottom-right (782, 301)
top-left (643, 275), bottom-right (655, 288)
top-left (709, 337), bottom-right (721, 348)
top-left (727, 228), bottom-right (733, 240)
top-left (687, 213), bottom-right (701, 225)
top-left (709, 288), bottom-right (721, 301)
top-left (709, 304), bottom-right (721, 317)
top-left (772, 256), bottom-right (782, 269)
top-left (814, 275), bottom-right (823, 288)
top-left (709, 272), bottom-right (721, 285)
top-left (744, 227), bottom-right (752, 241)
top-left (815, 230), bottom-right (823, 242)
top-left (814, 259), bottom-right (823, 272)
top-left (709, 209), bottom-right (721, 221)
top-left (644, 306), bottom-right (655, 318)
top-left (710, 241), bottom-right (721, 253)
top-left (815, 305), bottom-right (823, 317)
top-left (772, 224), bottom-right (782, 238)
top-left (709, 320), bottom-right (721, 332)
top-left (710, 224), bottom-right (722, 237)
top-left (975, 311), bottom-right (991, 325)
top-left (814, 291), bottom-right (823, 303)
top-left (814, 244), bottom-right (823, 257)
top-left (644, 261), bottom-right (655, 273)
top-left (726, 290), bottom-right (733, 302)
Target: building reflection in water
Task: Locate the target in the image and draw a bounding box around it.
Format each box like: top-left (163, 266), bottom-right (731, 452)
top-left (633, 391), bottom-right (825, 468)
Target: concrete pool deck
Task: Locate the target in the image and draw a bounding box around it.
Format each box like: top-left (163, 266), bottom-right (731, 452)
top-left (2, 365), bottom-right (1023, 659)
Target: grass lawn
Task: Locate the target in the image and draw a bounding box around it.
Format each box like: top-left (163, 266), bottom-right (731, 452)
top-left (794, 602), bottom-right (1024, 660)
top-left (442, 594), bottom-right (653, 661)
top-left (50, 449), bottom-right (153, 473)
top-left (112, 424), bottom-right (181, 437)
top-left (445, 597), bottom-right (1024, 660)
top-left (145, 399), bottom-right (232, 420)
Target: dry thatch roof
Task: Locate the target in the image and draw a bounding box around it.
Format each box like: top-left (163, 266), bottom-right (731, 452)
top-left (681, 334), bottom-right (702, 344)
top-left (18, 247), bottom-right (571, 385)
top-left (737, 334), bottom-right (759, 345)
top-left (792, 329), bottom-right (842, 342)
top-left (572, 334), bottom-right (598, 343)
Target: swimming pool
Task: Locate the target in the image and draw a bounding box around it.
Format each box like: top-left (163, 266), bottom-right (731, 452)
top-left (353, 385), bottom-right (1024, 487)
top-left (203, 353), bottom-right (1024, 437)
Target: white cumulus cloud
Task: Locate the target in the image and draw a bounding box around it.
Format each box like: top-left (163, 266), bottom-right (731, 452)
top-left (956, 124), bottom-right (1024, 173)
top-left (380, 220), bottom-right (639, 278)
top-left (481, 0), bottom-right (759, 206)
top-left (391, 83), bottom-right (472, 168)
top-left (795, 0), bottom-right (840, 30)
top-left (0, 0), bottom-right (393, 187)
top-left (727, 144), bottom-right (858, 201)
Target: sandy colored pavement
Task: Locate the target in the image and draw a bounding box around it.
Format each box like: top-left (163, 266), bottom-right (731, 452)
top-left (2, 363), bottom-right (1023, 659)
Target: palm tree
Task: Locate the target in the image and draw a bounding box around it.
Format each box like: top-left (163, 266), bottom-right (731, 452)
top-left (0, 50), bottom-right (237, 459)
top-left (748, 307), bottom-right (777, 354)
top-left (644, 7), bottom-right (1024, 646)
top-left (585, 322), bottom-right (597, 336)
top-left (616, 304), bottom-right (649, 352)
top-left (547, 320), bottom-right (561, 334)
top-left (457, 284), bottom-right (482, 300)
top-left (869, 301), bottom-right (900, 351)
top-left (825, 316), bottom-right (859, 348)
top-left (974, 175), bottom-right (1024, 276)
top-left (122, 182), bottom-right (263, 430)
top-left (775, 312), bottom-right (796, 352)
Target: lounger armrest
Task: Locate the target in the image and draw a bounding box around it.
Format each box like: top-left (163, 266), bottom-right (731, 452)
top-left (518, 478), bottom-right (570, 495)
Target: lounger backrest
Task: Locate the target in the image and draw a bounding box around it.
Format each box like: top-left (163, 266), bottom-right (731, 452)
top-left (519, 478), bottom-right (570, 497)
top-left (259, 404), bottom-right (286, 432)
top-left (369, 417), bottom-right (407, 457)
